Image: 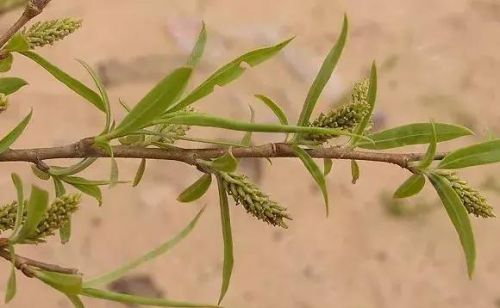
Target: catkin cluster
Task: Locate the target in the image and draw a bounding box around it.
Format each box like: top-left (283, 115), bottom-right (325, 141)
top-left (22, 18), bottom-right (82, 48)
top-left (306, 78), bottom-right (371, 142)
top-left (0, 193), bottom-right (81, 241)
top-left (219, 172), bottom-right (291, 228)
top-left (438, 171), bottom-right (495, 218)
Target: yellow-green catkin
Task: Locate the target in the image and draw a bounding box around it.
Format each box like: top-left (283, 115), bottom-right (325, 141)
top-left (0, 194), bottom-right (81, 240)
top-left (0, 93), bottom-right (8, 113)
top-left (306, 78), bottom-right (371, 142)
top-left (219, 172), bottom-right (291, 228)
top-left (22, 18), bottom-right (82, 48)
top-left (439, 171), bottom-right (495, 218)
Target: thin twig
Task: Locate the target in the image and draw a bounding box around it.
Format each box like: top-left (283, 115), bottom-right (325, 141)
top-left (0, 137), bottom-right (447, 170)
top-left (0, 0), bottom-right (52, 48)
top-left (0, 246), bottom-right (79, 277)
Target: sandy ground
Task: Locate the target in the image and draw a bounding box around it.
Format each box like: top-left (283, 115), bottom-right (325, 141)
top-left (1, 0), bottom-right (500, 307)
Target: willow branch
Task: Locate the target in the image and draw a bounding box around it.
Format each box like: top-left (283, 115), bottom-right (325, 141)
top-left (0, 245), bottom-right (79, 278)
top-left (0, 0), bottom-right (51, 48)
top-left (0, 137), bottom-right (447, 170)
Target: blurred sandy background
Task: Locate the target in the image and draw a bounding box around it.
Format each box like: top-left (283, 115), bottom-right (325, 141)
top-left (1, 0), bottom-right (500, 307)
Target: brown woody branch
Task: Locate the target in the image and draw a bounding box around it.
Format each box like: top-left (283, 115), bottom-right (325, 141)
top-left (0, 0), bottom-right (51, 49)
top-left (0, 137), bottom-right (446, 170)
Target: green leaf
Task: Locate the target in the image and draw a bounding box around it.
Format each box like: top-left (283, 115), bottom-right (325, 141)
top-left (31, 164), bottom-right (51, 180)
top-left (53, 177), bottom-right (67, 197)
top-left (351, 62), bottom-right (377, 146)
top-left (295, 15), bottom-right (348, 129)
top-left (169, 38), bottom-right (293, 112)
top-left (0, 77), bottom-right (28, 95)
top-left (428, 173), bottom-right (475, 278)
top-left (20, 51), bottom-right (105, 112)
top-left (5, 33), bottom-right (29, 52)
top-left (133, 158), bottom-right (147, 187)
top-left (59, 219), bottom-right (71, 244)
top-left (323, 158), bottom-right (333, 176)
top-left (241, 105), bottom-right (255, 146)
top-left (292, 145), bottom-right (329, 216)
top-left (5, 246), bottom-right (16, 303)
top-left (418, 121), bottom-right (437, 169)
top-left (34, 270), bottom-right (82, 294)
top-left (10, 173), bottom-right (24, 239)
top-left (84, 208), bottom-right (205, 288)
top-left (161, 113), bottom-right (371, 140)
top-left (65, 294), bottom-right (85, 308)
top-left (49, 158), bottom-right (98, 176)
top-left (393, 174), bottom-right (425, 198)
top-left (254, 94), bottom-right (288, 126)
top-left (109, 157), bottom-right (119, 188)
top-left (215, 176), bottom-right (234, 305)
top-left (81, 288), bottom-right (218, 308)
top-left (0, 110), bottom-right (32, 154)
top-left (77, 60), bottom-right (112, 134)
top-left (211, 150), bottom-right (238, 173)
top-left (187, 22), bottom-right (207, 67)
top-left (351, 160), bottom-right (360, 184)
top-left (357, 123), bottom-right (474, 150)
top-left (13, 185), bottom-right (49, 243)
top-left (438, 139), bottom-right (500, 169)
top-left (67, 182), bottom-right (102, 206)
top-left (62, 176), bottom-right (114, 186)
top-left (0, 54), bottom-right (13, 72)
top-left (177, 174), bottom-right (212, 203)
top-left (109, 67), bottom-right (192, 138)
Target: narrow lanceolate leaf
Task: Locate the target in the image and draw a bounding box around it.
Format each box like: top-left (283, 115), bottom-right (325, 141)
top-left (169, 38), bottom-right (293, 112)
top-left (211, 151), bottom-right (238, 173)
top-left (65, 294), bottom-right (85, 308)
top-left (77, 60), bottom-right (112, 133)
top-left (418, 122), bottom-right (437, 169)
top-left (10, 173), bottom-right (24, 238)
top-left (81, 288), bottom-right (218, 308)
top-left (50, 158), bottom-right (98, 176)
top-left (295, 15), bottom-right (348, 129)
top-left (62, 176), bottom-right (113, 186)
top-left (84, 208), bottom-right (205, 288)
top-left (254, 94), bottom-right (289, 126)
top-left (292, 145), bottom-right (329, 215)
top-left (133, 159), bottom-right (147, 187)
top-left (357, 123), bottom-right (474, 150)
top-left (161, 113), bottom-right (371, 140)
top-left (68, 183), bottom-right (102, 206)
top-left (13, 185), bottom-right (49, 243)
top-left (5, 246), bottom-right (16, 303)
top-left (34, 270), bottom-right (83, 295)
top-left (109, 67), bottom-right (192, 138)
top-left (323, 158), bottom-right (333, 176)
top-left (20, 51), bottom-right (105, 112)
top-left (187, 22), bottom-right (207, 67)
top-left (428, 173), bottom-right (475, 278)
top-left (109, 157), bottom-right (119, 188)
top-left (351, 160), bottom-right (360, 184)
top-left (438, 139), bottom-right (500, 169)
top-left (0, 77), bottom-right (28, 95)
top-left (177, 174), bottom-right (212, 203)
top-left (53, 177), bottom-right (67, 197)
top-left (216, 176), bottom-right (234, 305)
top-left (351, 62), bottom-right (377, 146)
top-left (393, 174), bottom-right (426, 198)
top-left (0, 110), bottom-right (32, 154)
top-left (241, 105), bottom-right (255, 146)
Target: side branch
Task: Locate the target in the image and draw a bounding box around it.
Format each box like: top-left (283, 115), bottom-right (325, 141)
top-left (0, 138), bottom-right (447, 169)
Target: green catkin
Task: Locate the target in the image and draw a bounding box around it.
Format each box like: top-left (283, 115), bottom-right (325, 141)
top-left (438, 171), bottom-right (495, 218)
top-left (305, 78), bottom-right (371, 142)
top-left (0, 194), bottom-right (81, 240)
top-left (219, 172), bottom-right (291, 228)
top-left (0, 93), bottom-right (8, 113)
top-left (22, 18), bottom-right (82, 48)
